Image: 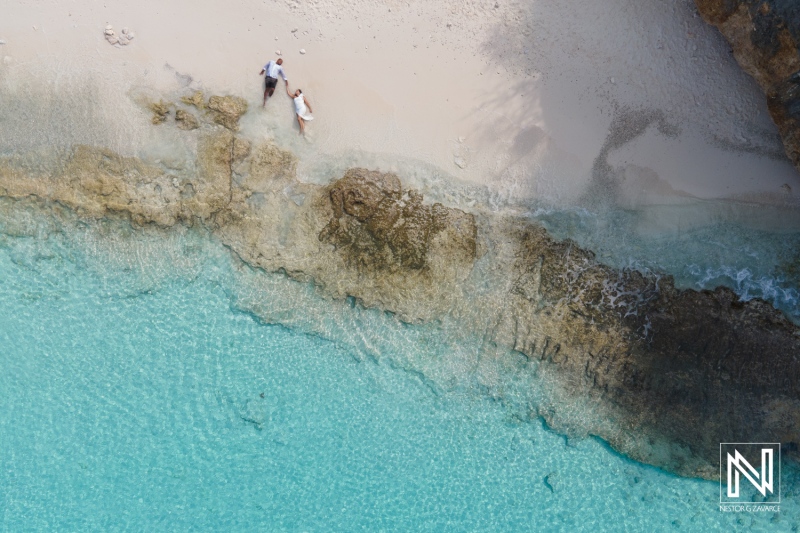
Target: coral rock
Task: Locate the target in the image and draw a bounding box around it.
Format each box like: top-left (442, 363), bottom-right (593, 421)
top-left (206, 95), bottom-right (248, 131)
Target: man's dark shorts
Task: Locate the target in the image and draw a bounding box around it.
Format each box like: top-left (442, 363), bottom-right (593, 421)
top-left (265, 76), bottom-right (278, 90)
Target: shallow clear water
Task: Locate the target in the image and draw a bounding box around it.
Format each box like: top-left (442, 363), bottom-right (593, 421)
top-left (532, 202), bottom-right (800, 323)
top-left (1, 211), bottom-right (798, 531)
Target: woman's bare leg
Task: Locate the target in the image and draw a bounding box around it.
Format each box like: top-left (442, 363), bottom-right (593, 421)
top-left (296, 115), bottom-right (305, 134)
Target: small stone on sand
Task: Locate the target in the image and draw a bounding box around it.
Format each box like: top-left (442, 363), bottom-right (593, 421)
top-left (291, 28), bottom-right (298, 33)
top-left (458, 136), bottom-right (465, 143)
top-left (299, 48), bottom-right (306, 54)
top-left (454, 157), bottom-right (466, 169)
top-left (127, 32), bottom-right (135, 40)
top-left (0, 40), bottom-right (6, 45)
top-left (118, 36), bottom-right (130, 46)
top-left (105, 25), bottom-right (113, 30)
top-left (33, 25), bottom-right (38, 31)
top-left (121, 28), bottom-right (129, 35)
top-left (276, 50), bottom-right (281, 55)
top-left (105, 29), bottom-right (115, 36)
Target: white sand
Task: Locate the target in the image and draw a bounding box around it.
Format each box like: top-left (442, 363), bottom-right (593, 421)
top-left (2, 0), bottom-right (799, 209)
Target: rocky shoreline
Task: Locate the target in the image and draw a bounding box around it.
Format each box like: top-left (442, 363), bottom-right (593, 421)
top-left (1, 92), bottom-right (798, 479)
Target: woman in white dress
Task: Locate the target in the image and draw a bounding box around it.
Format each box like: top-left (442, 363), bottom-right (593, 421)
top-left (285, 83), bottom-right (314, 134)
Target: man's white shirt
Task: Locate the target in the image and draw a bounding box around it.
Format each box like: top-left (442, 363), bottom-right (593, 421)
top-left (264, 61), bottom-right (287, 81)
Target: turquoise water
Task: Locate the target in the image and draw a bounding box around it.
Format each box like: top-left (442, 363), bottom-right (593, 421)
top-left (1, 209), bottom-right (798, 531)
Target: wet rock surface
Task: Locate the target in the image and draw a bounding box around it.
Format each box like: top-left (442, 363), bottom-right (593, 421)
top-left (494, 223), bottom-right (800, 478)
top-left (695, 0), bottom-right (800, 171)
top-left (319, 168), bottom-right (477, 272)
top-left (1, 91), bottom-right (798, 480)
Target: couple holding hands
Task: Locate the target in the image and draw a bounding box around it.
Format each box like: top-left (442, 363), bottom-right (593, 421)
top-left (260, 58), bottom-right (314, 135)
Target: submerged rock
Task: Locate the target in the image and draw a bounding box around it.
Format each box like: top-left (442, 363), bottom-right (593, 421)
top-left (319, 168), bottom-right (477, 271)
top-left (695, 0), bottom-right (800, 171)
top-left (175, 109), bottom-right (199, 130)
top-left (495, 222), bottom-right (800, 478)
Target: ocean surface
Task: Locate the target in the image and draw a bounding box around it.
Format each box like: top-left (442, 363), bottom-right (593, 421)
top-left (1, 204), bottom-right (798, 531)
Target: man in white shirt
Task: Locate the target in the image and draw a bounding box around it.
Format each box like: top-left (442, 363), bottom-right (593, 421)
top-left (259, 58), bottom-right (288, 106)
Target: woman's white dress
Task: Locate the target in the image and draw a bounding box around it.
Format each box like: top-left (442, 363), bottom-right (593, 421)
top-left (293, 95), bottom-right (313, 121)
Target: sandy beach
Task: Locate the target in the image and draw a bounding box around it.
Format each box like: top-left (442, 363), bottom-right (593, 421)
top-left (2, 0), bottom-right (798, 210)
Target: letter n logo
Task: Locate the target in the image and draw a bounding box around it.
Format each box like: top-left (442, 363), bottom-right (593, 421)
top-left (720, 443), bottom-right (781, 504)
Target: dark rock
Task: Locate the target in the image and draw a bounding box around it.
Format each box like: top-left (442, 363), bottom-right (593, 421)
top-left (695, 0), bottom-right (800, 171)
top-left (319, 168), bottom-right (477, 272)
top-left (501, 223), bottom-right (800, 478)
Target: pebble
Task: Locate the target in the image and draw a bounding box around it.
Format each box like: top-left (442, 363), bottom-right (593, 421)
top-left (118, 36), bottom-right (130, 46)
top-left (121, 28), bottom-right (129, 35)
top-left (291, 27), bottom-right (298, 33)
top-left (299, 48), bottom-right (306, 54)
top-left (0, 40), bottom-right (6, 45)
top-left (33, 25), bottom-right (38, 31)
top-left (106, 35), bottom-right (119, 45)
top-left (454, 156), bottom-right (466, 169)
top-left (457, 136), bottom-right (465, 143)
top-left (105, 29), bottom-right (115, 36)
top-left (275, 50), bottom-right (281, 56)
top-left (105, 24), bottom-right (113, 30)
top-left (127, 32), bottom-right (135, 40)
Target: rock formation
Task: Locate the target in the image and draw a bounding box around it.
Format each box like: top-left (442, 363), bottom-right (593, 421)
top-left (1, 90), bottom-right (798, 480)
top-left (695, 0), bottom-right (800, 171)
